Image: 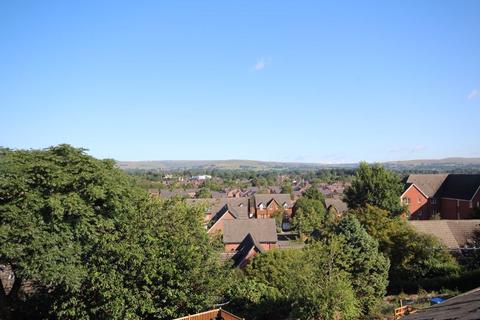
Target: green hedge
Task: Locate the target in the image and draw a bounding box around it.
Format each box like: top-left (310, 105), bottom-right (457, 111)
top-left (388, 269), bottom-right (480, 294)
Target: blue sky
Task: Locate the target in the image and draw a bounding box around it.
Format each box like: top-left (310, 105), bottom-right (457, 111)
top-left (1, 1), bottom-right (479, 163)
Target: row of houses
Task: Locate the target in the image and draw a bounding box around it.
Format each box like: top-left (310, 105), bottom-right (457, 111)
top-left (188, 193), bottom-right (349, 268)
top-left (401, 174), bottom-right (480, 219)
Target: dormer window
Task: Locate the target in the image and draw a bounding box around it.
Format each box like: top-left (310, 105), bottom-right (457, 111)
top-left (283, 202), bottom-right (288, 208)
top-left (258, 203), bottom-right (265, 209)
top-left (239, 203), bottom-right (244, 207)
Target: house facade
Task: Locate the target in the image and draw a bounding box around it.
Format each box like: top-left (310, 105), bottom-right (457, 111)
top-left (223, 219), bottom-right (278, 252)
top-left (401, 174), bottom-right (480, 220)
top-left (250, 194), bottom-right (294, 218)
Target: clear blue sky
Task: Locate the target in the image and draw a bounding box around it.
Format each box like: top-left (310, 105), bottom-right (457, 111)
top-left (1, 1), bottom-right (479, 163)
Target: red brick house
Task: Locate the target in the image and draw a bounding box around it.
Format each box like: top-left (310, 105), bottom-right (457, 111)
top-left (174, 308), bottom-right (244, 320)
top-left (250, 194), bottom-right (294, 219)
top-left (204, 198), bottom-right (250, 234)
top-left (231, 233), bottom-right (265, 268)
top-left (402, 174), bottom-right (480, 220)
top-left (223, 219), bottom-right (278, 252)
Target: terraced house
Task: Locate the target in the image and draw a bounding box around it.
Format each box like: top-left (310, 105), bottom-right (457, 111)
top-left (402, 174), bottom-right (480, 219)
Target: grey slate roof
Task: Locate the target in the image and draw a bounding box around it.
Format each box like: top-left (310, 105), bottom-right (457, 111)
top-left (403, 287), bottom-right (480, 320)
top-left (408, 220), bottom-right (480, 249)
top-left (439, 174), bottom-right (480, 200)
top-left (404, 174), bottom-right (449, 198)
top-left (254, 194), bottom-right (293, 208)
top-left (223, 219), bottom-right (278, 243)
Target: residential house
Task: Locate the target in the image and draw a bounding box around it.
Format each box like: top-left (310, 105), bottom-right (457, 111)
top-left (226, 188), bottom-right (242, 198)
top-left (223, 219), bottom-right (278, 252)
top-left (186, 198), bottom-right (225, 223)
top-left (401, 174), bottom-right (480, 219)
top-left (174, 308), bottom-right (244, 320)
top-left (205, 198), bottom-right (250, 234)
top-left (159, 188), bottom-right (198, 199)
top-left (231, 233), bottom-right (265, 268)
top-left (325, 198), bottom-right (348, 215)
top-left (250, 194), bottom-right (294, 219)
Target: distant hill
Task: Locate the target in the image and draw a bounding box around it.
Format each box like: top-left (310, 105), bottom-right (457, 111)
top-left (117, 158), bottom-right (480, 172)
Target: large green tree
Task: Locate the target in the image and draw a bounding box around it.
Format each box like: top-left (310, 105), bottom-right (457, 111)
top-left (351, 205), bottom-right (460, 283)
top-left (230, 245), bottom-right (360, 320)
top-left (292, 197), bottom-right (334, 237)
top-left (0, 145), bottom-right (226, 319)
top-left (333, 215), bottom-right (390, 315)
top-left (343, 162), bottom-right (404, 215)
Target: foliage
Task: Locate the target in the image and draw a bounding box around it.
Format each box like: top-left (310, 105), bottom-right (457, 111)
top-left (291, 197), bottom-right (332, 237)
top-left (387, 223), bottom-right (460, 282)
top-left (0, 145), bottom-right (227, 319)
top-left (229, 245), bottom-right (360, 320)
top-left (333, 215), bottom-right (390, 315)
top-left (295, 239), bottom-right (360, 320)
top-left (280, 183), bottom-right (292, 194)
top-left (344, 162), bottom-right (404, 215)
top-left (388, 268), bottom-right (480, 294)
top-left (195, 187), bottom-right (212, 198)
top-left (302, 186), bottom-right (325, 203)
top-left (351, 205), bottom-right (460, 284)
top-left (350, 205), bottom-right (398, 252)
top-left (459, 229), bottom-right (480, 270)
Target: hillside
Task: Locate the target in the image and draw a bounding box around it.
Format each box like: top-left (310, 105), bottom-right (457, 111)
top-left (117, 157), bottom-right (480, 172)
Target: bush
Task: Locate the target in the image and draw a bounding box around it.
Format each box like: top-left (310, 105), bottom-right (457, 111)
top-left (388, 269), bottom-right (480, 294)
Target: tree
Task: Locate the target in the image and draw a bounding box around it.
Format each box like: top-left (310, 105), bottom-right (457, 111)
top-left (195, 187), bottom-right (212, 198)
top-left (295, 239), bottom-right (360, 320)
top-left (388, 223), bottom-right (460, 282)
top-left (292, 197), bottom-right (332, 237)
top-left (344, 162), bottom-right (404, 215)
top-left (280, 183), bottom-right (292, 194)
top-left (333, 215), bottom-right (390, 315)
top-left (350, 205), bottom-right (460, 283)
top-left (230, 245), bottom-right (360, 320)
top-left (350, 204), bottom-right (398, 252)
top-left (302, 186), bottom-right (325, 204)
top-left (0, 145), bottom-right (227, 319)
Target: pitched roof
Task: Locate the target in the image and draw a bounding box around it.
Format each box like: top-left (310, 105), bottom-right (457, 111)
top-left (223, 219), bottom-right (278, 243)
top-left (403, 287), bottom-right (480, 320)
top-left (325, 198), bottom-right (348, 214)
top-left (408, 220), bottom-right (480, 249)
top-left (174, 308), bottom-right (244, 320)
top-left (439, 174), bottom-right (480, 200)
top-left (404, 174), bottom-right (449, 198)
top-left (254, 194), bottom-right (293, 208)
top-left (232, 233), bottom-right (265, 267)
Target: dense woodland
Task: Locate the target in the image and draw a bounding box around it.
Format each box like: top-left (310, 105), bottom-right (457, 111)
top-left (1, 145), bottom-right (480, 319)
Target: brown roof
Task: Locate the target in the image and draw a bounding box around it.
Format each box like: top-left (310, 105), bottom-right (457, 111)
top-left (403, 287), bottom-right (480, 320)
top-left (325, 198), bottom-right (348, 213)
top-left (408, 220), bottom-right (480, 249)
top-left (232, 233), bottom-right (265, 267)
top-left (174, 308), bottom-right (244, 320)
top-left (254, 194), bottom-right (293, 208)
top-left (223, 219), bottom-right (278, 244)
top-left (404, 174), bottom-right (449, 198)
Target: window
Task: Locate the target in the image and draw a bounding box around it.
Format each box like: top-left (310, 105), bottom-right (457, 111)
top-left (477, 201), bottom-right (480, 208)
top-left (431, 198), bottom-right (437, 205)
top-left (469, 201), bottom-right (473, 209)
top-left (258, 203), bottom-right (265, 209)
top-left (417, 197), bottom-right (421, 204)
top-left (402, 197), bottom-right (410, 204)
